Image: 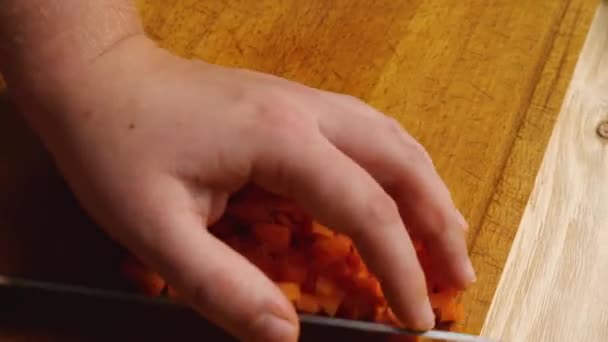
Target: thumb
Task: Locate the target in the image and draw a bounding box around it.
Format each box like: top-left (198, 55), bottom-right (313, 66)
top-left (123, 184), bottom-right (299, 342)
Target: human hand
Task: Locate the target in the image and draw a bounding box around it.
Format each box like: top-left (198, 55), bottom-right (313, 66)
top-left (27, 35), bottom-right (474, 341)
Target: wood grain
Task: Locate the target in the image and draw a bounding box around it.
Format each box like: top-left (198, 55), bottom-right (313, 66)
top-left (482, 2), bottom-right (608, 341)
top-left (460, 0), bottom-right (598, 332)
top-left (0, 0), bottom-right (599, 339)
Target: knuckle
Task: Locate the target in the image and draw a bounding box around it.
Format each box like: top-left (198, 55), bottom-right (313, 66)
top-left (357, 192), bottom-right (400, 233)
top-left (256, 104), bottom-right (297, 128)
top-left (253, 105), bottom-right (312, 146)
top-left (415, 203), bottom-right (453, 238)
top-left (338, 93), bottom-right (373, 110)
top-left (384, 116), bottom-right (404, 134)
top-left (404, 139), bottom-right (432, 165)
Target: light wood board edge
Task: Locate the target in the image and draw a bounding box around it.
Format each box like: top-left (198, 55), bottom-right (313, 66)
top-left (461, 0), bottom-right (599, 333)
top-left (481, 2), bottom-right (608, 341)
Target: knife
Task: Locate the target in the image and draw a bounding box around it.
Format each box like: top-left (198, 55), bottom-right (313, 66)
top-left (0, 274), bottom-right (498, 342)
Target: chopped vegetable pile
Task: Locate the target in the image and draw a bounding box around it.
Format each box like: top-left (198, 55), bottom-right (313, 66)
top-left (121, 185), bottom-right (465, 338)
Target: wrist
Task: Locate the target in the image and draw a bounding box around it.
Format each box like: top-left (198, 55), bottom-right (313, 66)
top-left (0, 1), bottom-right (144, 120)
top-left (13, 33), bottom-right (168, 142)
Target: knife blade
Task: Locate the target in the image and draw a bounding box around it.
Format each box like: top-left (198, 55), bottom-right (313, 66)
top-left (0, 274), bottom-right (498, 342)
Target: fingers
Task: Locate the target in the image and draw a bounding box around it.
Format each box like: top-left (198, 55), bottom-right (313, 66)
top-left (252, 133), bottom-right (435, 330)
top-left (123, 179), bottom-right (299, 342)
top-left (317, 94), bottom-right (476, 289)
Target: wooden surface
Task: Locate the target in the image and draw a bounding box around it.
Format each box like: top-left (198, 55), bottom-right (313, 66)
top-left (0, 0), bottom-right (599, 340)
top-left (482, 2), bottom-right (608, 341)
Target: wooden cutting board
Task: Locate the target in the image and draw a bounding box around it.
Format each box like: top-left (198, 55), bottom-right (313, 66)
top-left (483, 2), bottom-right (608, 340)
top-left (0, 0), bottom-right (601, 340)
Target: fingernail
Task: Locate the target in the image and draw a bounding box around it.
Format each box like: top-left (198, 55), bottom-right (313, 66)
top-left (252, 314), bottom-right (297, 342)
top-left (456, 210), bottom-right (468, 231)
top-left (418, 299), bottom-right (436, 330)
top-left (464, 258), bottom-right (477, 284)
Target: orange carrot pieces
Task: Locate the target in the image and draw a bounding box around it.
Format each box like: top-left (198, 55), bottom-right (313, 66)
top-left (439, 301), bottom-right (465, 322)
top-left (276, 251), bottom-right (308, 283)
top-left (311, 222), bottom-right (334, 238)
top-left (120, 256), bottom-right (166, 296)
top-left (280, 263), bottom-right (308, 283)
top-left (429, 289), bottom-right (459, 309)
top-left (318, 295), bottom-right (343, 317)
top-left (296, 293), bottom-right (321, 314)
top-left (277, 282), bottom-right (301, 302)
top-left (252, 223), bottom-right (291, 252)
top-left (315, 277), bottom-right (341, 297)
top-left (121, 185), bottom-right (467, 333)
top-left (311, 235), bottom-right (352, 270)
top-left (314, 277), bottom-right (344, 316)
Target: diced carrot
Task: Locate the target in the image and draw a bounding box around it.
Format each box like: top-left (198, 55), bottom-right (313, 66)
top-left (311, 235), bottom-right (352, 269)
top-left (296, 293), bottom-right (321, 314)
top-left (315, 276), bottom-right (339, 297)
top-left (440, 301), bottom-right (465, 322)
top-left (313, 235), bottom-right (351, 257)
top-left (345, 250), bottom-right (364, 273)
top-left (311, 221), bottom-right (334, 238)
top-left (429, 290), bottom-right (459, 309)
top-left (280, 264), bottom-right (308, 283)
top-left (120, 256), bottom-right (165, 296)
top-left (354, 273), bottom-right (378, 293)
top-left (243, 249), bottom-right (278, 278)
top-left (253, 223), bottom-right (291, 252)
top-left (301, 272), bottom-right (318, 294)
top-left (277, 282), bottom-right (301, 302)
top-left (122, 185), bottom-right (467, 332)
top-left (332, 235), bottom-right (353, 253)
top-left (338, 298), bottom-right (367, 320)
top-left (374, 307), bottom-right (387, 322)
top-left (315, 278), bottom-right (346, 315)
top-left (277, 251), bottom-right (308, 283)
top-left (318, 295), bottom-right (343, 317)
top-left (275, 213), bottom-right (292, 227)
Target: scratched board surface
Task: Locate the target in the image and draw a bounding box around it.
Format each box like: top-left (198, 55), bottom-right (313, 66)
top-left (0, 0), bottom-right (597, 340)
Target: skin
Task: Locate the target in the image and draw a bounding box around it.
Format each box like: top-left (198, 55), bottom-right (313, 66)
top-left (0, 1), bottom-right (475, 341)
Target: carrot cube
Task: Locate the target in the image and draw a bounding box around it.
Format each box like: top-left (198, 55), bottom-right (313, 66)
top-left (319, 295), bottom-right (343, 317)
top-left (281, 264), bottom-right (308, 283)
top-left (278, 282), bottom-right (301, 302)
top-left (311, 235), bottom-right (352, 269)
top-left (311, 221), bottom-right (334, 238)
top-left (252, 223), bottom-right (291, 252)
top-left (315, 276), bottom-right (342, 297)
top-left (440, 301), bottom-right (465, 322)
top-left (429, 290), bottom-right (459, 309)
top-left (296, 293), bottom-right (321, 314)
